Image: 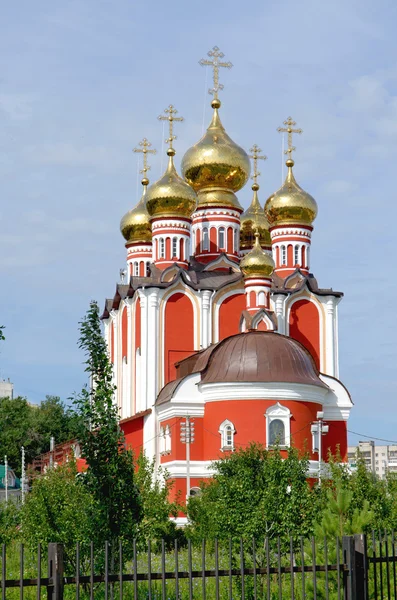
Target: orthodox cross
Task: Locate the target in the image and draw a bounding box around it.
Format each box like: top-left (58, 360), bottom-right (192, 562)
top-left (199, 46), bottom-right (233, 99)
top-left (158, 105), bottom-right (184, 149)
top-left (133, 138), bottom-right (156, 177)
top-left (277, 117), bottom-right (302, 158)
top-left (249, 144), bottom-right (267, 186)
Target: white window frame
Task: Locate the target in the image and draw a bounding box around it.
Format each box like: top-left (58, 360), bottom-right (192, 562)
top-left (233, 228), bottom-right (238, 253)
top-left (294, 245), bottom-right (300, 265)
top-left (218, 227), bottom-right (225, 250)
top-left (265, 403), bottom-right (291, 448)
top-left (281, 245), bottom-right (287, 265)
top-left (219, 419), bottom-right (235, 451)
top-left (159, 237), bottom-right (165, 258)
top-left (172, 237), bottom-right (178, 258)
top-left (133, 261), bottom-right (139, 277)
top-left (202, 227), bottom-right (209, 251)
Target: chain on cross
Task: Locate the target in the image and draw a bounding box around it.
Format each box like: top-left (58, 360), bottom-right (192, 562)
top-left (249, 144), bottom-right (267, 186)
top-left (277, 117), bottom-right (303, 159)
top-left (199, 46), bottom-right (233, 100)
top-left (133, 138), bottom-right (156, 177)
top-left (158, 105), bottom-right (184, 149)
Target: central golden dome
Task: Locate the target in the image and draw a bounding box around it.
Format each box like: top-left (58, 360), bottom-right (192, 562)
top-left (240, 232), bottom-right (275, 278)
top-left (146, 149), bottom-right (197, 219)
top-left (240, 183), bottom-right (271, 250)
top-left (265, 159), bottom-right (318, 226)
top-left (120, 179), bottom-right (152, 244)
top-left (181, 100), bottom-right (250, 210)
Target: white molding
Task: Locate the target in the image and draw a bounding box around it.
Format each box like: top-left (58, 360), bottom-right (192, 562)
top-left (199, 381), bottom-right (328, 403)
top-left (161, 460), bottom-right (215, 478)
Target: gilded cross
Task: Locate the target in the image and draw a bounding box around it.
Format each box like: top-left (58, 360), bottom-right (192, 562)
top-left (249, 144), bottom-right (267, 185)
top-left (133, 138), bottom-right (156, 177)
top-left (199, 46), bottom-right (233, 99)
top-left (158, 105), bottom-right (184, 149)
top-left (277, 117), bottom-right (303, 158)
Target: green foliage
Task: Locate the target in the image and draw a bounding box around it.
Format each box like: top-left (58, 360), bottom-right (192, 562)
top-left (135, 453), bottom-right (180, 547)
top-left (0, 395), bottom-right (83, 476)
top-left (73, 301), bottom-right (142, 559)
top-left (0, 325), bottom-right (5, 341)
top-left (316, 484), bottom-right (373, 538)
top-left (187, 443), bottom-right (318, 545)
top-left (21, 461), bottom-right (94, 570)
top-left (0, 501), bottom-right (20, 545)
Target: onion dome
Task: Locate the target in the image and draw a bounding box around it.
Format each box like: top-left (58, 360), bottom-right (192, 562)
top-left (181, 99), bottom-right (251, 210)
top-left (265, 159), bottom-right (318, 226)
top-left (240, 183), bottom-right (271, 250)
top-left (240, 232), bottom-right (275, 278)
top-left (120, 178), bottom-right (152, 244)
top-left (146, 148), bottom-right (197, 219)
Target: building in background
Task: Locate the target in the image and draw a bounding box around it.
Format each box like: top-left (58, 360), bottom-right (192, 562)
top-left (0, 378), bottom-right (14, 399)
top-left (100, 46), bottom-right (353, 512)
top-left (347, 441), bottom-right (397, 479)
top-left (0, 464), bottom-right (20, 502)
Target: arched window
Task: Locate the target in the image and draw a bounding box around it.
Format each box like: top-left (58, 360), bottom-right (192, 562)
top-left (146, 262), bottom-right (151, 277)
top-left (265, 403), bottom-right (291, 448)
top-left (202, 227), bottom-right (209, 251)
top-left (172, 237), bottom-right (178, 258)
top-left (258, 291), bottom-right (265, 306)
top-left (219, 419), bottom-right (235, 450)
top-left (218, 227), bottom-right (225, 250)
top-left (159, 238), bottom-right (165, 258)
top-left (165, 425), bottom-right (171, 453)
top-left (269, 419), bottom-right (285, 446)
top-left (159, 427), bottom-right (165, 454)
top-left (233, 228), bottom-right (238, 253)
top-left (185, 238), bottom-right (190, 260)
top-left (189, 487), bottom-right (202, 497)
top-left (281, 245), bottom-right (287, 265)
top-left (294, 245), bottom-right (300, 265)
top-left (133, 262), bottom-right (139, 276)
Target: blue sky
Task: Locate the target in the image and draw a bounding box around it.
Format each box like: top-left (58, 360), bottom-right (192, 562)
top-left (1, 0), bottom-right (396, 444)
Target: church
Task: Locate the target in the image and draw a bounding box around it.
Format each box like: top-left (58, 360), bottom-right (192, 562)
top-left (101, 47), bottom-right (353, 507)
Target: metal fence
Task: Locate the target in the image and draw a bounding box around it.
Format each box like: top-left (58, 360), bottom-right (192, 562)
top-left (0, 532), bottom-right (396, 599)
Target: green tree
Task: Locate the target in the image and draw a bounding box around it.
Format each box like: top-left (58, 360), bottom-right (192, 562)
top-left (0, 501), bottom-right (20, 546)
top-left (73, 301), bottom-right (142, 561)
top-left (21, 462), bottom-right (94, 571)
top-left (316, 484), bottom-right (373, 539)
top-left (187, 443), bottom-right (318, 544)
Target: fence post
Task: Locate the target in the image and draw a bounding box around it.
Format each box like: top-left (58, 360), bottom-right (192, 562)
top-left (47, 543), bottom-right (64, 600)
top-left (343, 535), bottom-right (368, 600)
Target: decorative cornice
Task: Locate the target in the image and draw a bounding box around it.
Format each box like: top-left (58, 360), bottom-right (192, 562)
top-left (199, 381), bottom-right (328, 403)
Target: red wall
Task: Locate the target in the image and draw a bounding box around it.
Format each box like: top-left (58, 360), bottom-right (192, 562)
top-left (289, 299), bottom-right (321, 369)
top-left (122, 415), bottom-right (146, 457)
top-left (164, 293), bottom-right (195, 383)
top-left (218, 294), bottom-right (245, 341)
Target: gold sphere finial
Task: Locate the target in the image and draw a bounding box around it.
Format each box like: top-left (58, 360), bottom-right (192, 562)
top-left (211, 98), bottom-right (221, 109)
top-left (141, 177), bottom-right (149, 186)
top-left (286, 158), bottom-right (294, 168)
top-left (252, 182), bottom-right (260, 191)
top-left (167, 147), bottom-right (176, 157)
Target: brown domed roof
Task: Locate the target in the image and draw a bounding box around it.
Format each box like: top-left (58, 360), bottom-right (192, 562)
top-left (200, 331), bottom-right (327, 388)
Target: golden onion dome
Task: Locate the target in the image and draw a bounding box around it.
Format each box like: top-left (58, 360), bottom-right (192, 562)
top-left (240, 183), bottom-right (271, 250)
top-left (264, 159), bottom-right (318, 227)
top-left (181, 99), bottom-right (250, 210)
top-left (120, 178), bottom-right (152, 244)
top-left (146, 148), bottom-right (197, 219)
top-left (240, 232), bottom-right (275, 278)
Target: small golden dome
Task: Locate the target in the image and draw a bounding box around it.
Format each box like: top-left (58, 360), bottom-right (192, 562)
top-left (265, 159), bottom-right (318, 226)
top-left (240, 185), bottom-right (271, 250)
top-left (146, 149), bottom-right (197, 219)
top-left (120, 181), bottom-right (152, 244)
top-left (181, 101), bottom-right (250, 209)
top-left (240, 233), bottom-right (275, 278)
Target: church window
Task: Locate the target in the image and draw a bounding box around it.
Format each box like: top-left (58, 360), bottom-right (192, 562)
top-left (146, 262), bottom-right (151, 277)
top-left (133, 262), bottom-right (139, 276)
top-left (233, 228), bottom-right (238, 253)
top-left (172, 237), bottom-right (178, 258)
top-left (165, 425), bottom-right (171, 453)
top-left (159, 427), bottom-right (166, 454)
top-left (218, 227), bottom-right (225, 249)
top-left (159, 238), bottom-right (165, 258)
top-left (202, 228), bottom-right (209, 251)
top-left (281, 245), bottom-right (287, 265)
top-left (219, 419), bottom-right (235, 450)
top-left (294, 245), bottom-right (300, 265)
top-left (258, 291), bottom-right (265, 305)
top-left (265, 403), bottom-right (291, 448)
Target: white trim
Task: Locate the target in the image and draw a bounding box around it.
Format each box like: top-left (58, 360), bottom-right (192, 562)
top-left (218, 419), bottom-right (236, 450)
top-left (265, 402), bottom-right (291, 448)
top-left (199, 381), bottom-right (328, 403)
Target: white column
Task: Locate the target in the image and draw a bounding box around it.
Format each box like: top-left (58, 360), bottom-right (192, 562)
top-left (201, 290), bottom-right (212, 349)
top-left (137, 292), bottom-right (148, 413)
top-left (109, 310), bottom-right (119, 410)
top-left (324, 296), bottom-right (341, 377)
top-left (272, 294), bottom-right (286, 334)
top-left (126, 298), bottom-right (133, 417)
top-left (144, 288), bottom-right (160, 460)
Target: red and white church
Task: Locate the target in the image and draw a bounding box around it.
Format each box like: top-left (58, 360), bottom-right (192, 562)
top-left (102, 48), bottom-right (353, 507)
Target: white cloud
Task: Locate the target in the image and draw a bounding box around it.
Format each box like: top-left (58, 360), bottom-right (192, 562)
top-left (0, 93), bottom-right (35, 120)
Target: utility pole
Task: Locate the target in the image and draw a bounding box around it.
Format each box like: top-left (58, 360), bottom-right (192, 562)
top-left (21, 446), bottom-right (26, 504)
top-left (180, 416), bottom-right (195, 501)
top-left (311, 411), bottom-right (329, 485)
top-left (4, 455), bottom-right (8, 502)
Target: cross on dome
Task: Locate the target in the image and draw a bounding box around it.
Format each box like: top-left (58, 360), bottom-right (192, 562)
top-left (158, 105), bottom-right (184, 151)
top-left (133, 138), bottom-right (156, 182)
top-left (277, 117), bottom-right (303, 161)
top-left (199, 46), bottom-right (233, 100)
top-left (249, 144), bottom-right (267, 187)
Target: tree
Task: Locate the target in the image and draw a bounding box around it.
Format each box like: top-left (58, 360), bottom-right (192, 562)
top-left (0, 326), bottom-right (5, 341)
top-left (316, 484), bottom-right (373, 539)
top-left (73, 301), bottom-right (142, 561)
top-left (187, 443), bottom-right (318, 544)
top-left (21, 462), bottom-right (94, 571)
